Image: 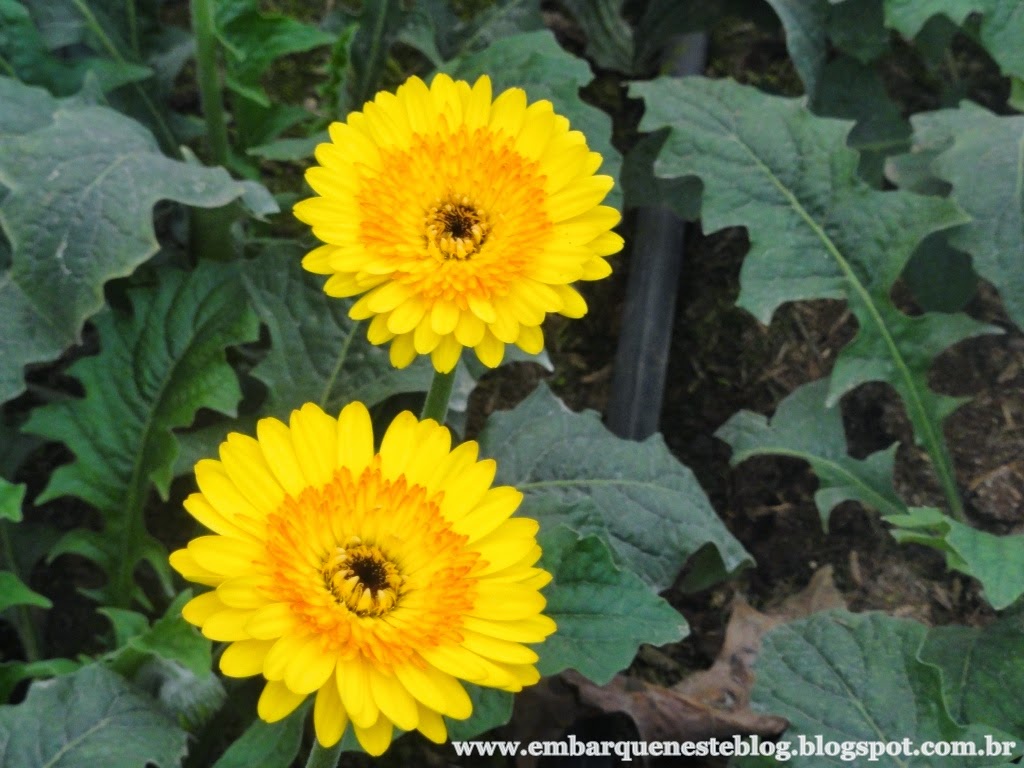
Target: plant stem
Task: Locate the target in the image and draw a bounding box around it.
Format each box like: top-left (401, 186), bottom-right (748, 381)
top-left (188, 0), bottom-right (236, 262)
top-left (0, 522), bottom-right (43, 661)
top-left (69, 0), bottom-right (179, 157)
top-left (126, 0), bottom-right (139, 57)
top-left (420, 366), bottom-right (457, 424)
top-left (304, 740), bottom-right (343, 768)
top-left (190, 0), bottom-right (230, 167)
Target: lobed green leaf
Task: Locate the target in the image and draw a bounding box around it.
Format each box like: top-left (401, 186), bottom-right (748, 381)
top-left (0, 77), bottom-right (259, 405)
top-left (885, 507), bottom-right (1024, 609)
top-left (908, 104), bottom-right (1024, 331)
top-left (632, 76), bottom-right (999, 517)
top-left (717, 378), bottom-right (907, 526)
top-left (24, 262), bottom-right (260, 604)
top-left (537, 525), bottom-right (687, 684)
top-left (747, 610), bottom-right (1020, 767)
top-left (478, 383), bottom-right (751, 591)
top-left (0, 664), bottom-right (188, 768)
top-left (920, 612), bottom-right (1024, 739)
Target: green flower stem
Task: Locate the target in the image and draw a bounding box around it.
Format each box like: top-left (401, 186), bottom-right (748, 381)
top-left (421, 366), bottom-right (457, 424)
top-left (126, 0), bottom-right (139, 57)
top-left (304, 740), bottom-right (343, 768)
top-left (190, 0), bottom-right (230, 168)
top-left (69, 0), bottom-right (179, 158)
top-left (111, 483), bottom-right (146, 608)
top-left (189, 0), bottom-right (236, 262)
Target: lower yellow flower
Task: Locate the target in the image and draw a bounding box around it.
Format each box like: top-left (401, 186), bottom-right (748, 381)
top-left (170, 403), bottom-right (555, 754)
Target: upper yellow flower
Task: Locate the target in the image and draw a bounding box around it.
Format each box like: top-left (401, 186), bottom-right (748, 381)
top-left (170, 402), bottom-right (555, 755)
top-left (294, 73), bottom-right (623, 373)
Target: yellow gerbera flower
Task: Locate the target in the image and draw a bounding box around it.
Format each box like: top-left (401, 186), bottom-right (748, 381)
top-left (294, 73), bottom-right (623, 373)
top-left (170, 402), bottom-right (555, 755)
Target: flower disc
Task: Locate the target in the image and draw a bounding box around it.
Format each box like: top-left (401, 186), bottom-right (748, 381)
top-left (170, 402), bottom-right (555, 754)
top-left (294, 73), bottom-right (623, 373)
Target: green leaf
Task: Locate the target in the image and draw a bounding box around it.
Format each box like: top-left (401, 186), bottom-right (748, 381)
top-left (902, 233), bottom-right (978, 313)
top-left (885, 507), bottom-right (1024, 609)
top-left (212, 705), bottom-right (308, 768)
top-left (102, 594), bottom-right (212, 679)
top-left (0, 571), bottom-right (50, 613)
top-left (449, 30), bottom-right (623, 211)
top-left (0, 477), bottom-right (24, 523)
top-left (0, 658), bottom-right (80, 703)
top-left (909, 104), bottom-right (1024, 331)
top-left (920, 612), bottom-right (1024, 739)
top-left (404, 0), bottom-right (544, 63)
top-left (809, 56), bottom-right (911, 185)
top-left (763, 0), bottom-right (829, 93)
top-left (445, 686), bottom-right (514, 741)
top-left (749, 610), bottom-right (1019, 767)
top-left (882, 0), bottom-right (1024, 79)
top-left (24, 263), bottom-right (260, 604)
top-left (632, 76), bottom-right (999, 518)
top-left (243, 242), bottom-right (434, 418)
top-left (344, 0), bottom-right (409, 111)
top-left (537, 526), bottom-right (687, 684)
top-left (717, 378), bottom-right (907, 525)
top-left (558, 0), bottom-right (634, 72)
top-left (0, 664), bottom-right (188, 768)
top-left (0, 77), bottom-right (257, 405)
top-left (478, 383), bottom-right (751, 591)
top-left (826, 0), bottom-right (890, 63)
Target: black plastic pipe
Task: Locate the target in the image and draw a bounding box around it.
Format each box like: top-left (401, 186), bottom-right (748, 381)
top-left (606, 33), bottom-right (708, 441)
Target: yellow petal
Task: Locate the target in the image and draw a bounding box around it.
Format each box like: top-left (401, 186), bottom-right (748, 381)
top-left (430, 299), bottom-right (459, 335)
top-left (217, 575), bottom-right (272, 609)
top-left (413, 316), bottom-right (441, 354)
top-left (220, 639), bottom-right (275, 677)
top-left (220, 433), bottom-right (286, 514)
top-left (453, 311), bottom-right (485, 348)
top-left (246, 602), bottom-right (299, 639)
top-left (394, 663), bottom-right (471, 719)
top-left (336, 658), bottom-right (379, 729)
top-left (285, 636), bottom-right (337, 695)
top-left (416, 702), bottom-right (449, 742)
top-left (369, 666), bottom-right (419, 731)
top-left (387, 297), bottom-right (427, 335)
top-left (301, 244), bottom-right (335, 274)
top-left (169, 549), bottom-right (221, 587)
top-left (202, 608), bottom-right (256, 641)
top-left (289, 403), bottom-right (337, 488)
top-left (460, 629), bottom-right (538, 665)
top-left (258, 680), bottom-right (307, 723)
top-left (336, 401), bottom-right (374, 476)
top-left (188, 535), bottom-right (262, 578)
top-left (474, 331), bottom-right (505, 368)
top-left (452, 486), bottom-right (523, 541)
top-left (439, 459), bottom-right (496, 521)
top-left (430, 334), bottom-right (462, 373)
top-left (264, 632), bottom-right (311, 681)
top-left (554, 285), bottom-right (588, 318)
top-left (191, 466), bottom-right (265, 538)
top-left (314, 680), bottom-right (349, 748)
top-left (515, 324), bottom-right (544, 355)
top-left (468, 582), bottom-right (546, 620)
top-left (547, 175), bottom-right (613, 221)
top-left (353, 714), bottom-right (394, 757)
top-left (389, 333), bottom-right (417, 368)
top-left (256, 417), bottom-right (308, 497)
top-left (181, 590), bottom-right (223, 626)
top-left (460, 614), bottom-right (557, 644)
